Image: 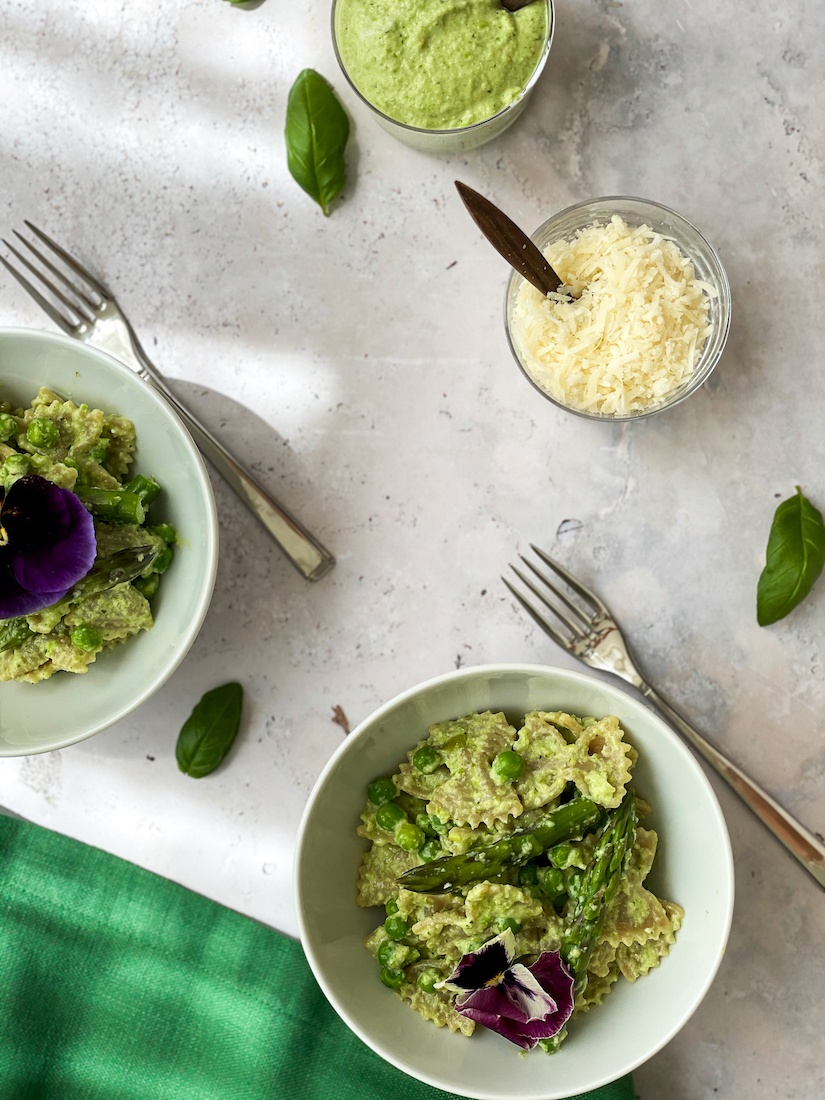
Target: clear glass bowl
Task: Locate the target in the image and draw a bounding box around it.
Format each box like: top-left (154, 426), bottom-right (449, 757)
top-left (504, 196), bottom-right (732, 421)
top-left (331, 0), bottom-right (555, 154)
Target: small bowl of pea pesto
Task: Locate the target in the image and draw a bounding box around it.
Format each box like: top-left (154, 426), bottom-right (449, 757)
top-left (0, 328), bottom-right (218, 756)
top-left (331, 0), bottom-right (555, 153)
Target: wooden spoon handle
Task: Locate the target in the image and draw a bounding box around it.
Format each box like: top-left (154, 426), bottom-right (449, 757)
top-left (455, 181), bottom-right (562, 297)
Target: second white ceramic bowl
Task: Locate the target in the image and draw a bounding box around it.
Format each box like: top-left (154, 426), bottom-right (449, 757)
top-left (296, 663), bottom-right (734, 1100)
top-left (0, 329), bottom-right (218, 756)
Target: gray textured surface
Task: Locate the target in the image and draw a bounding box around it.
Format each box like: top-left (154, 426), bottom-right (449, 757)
top-left (1, 1), bottom-right (824, 1096)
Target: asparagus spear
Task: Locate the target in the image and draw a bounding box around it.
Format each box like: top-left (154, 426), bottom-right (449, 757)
top-left (125, 475), bottom-right (161, 507)
top-left (50, 545), bottom-right (158, 613)
top-left (561, 790), bottom-right (638, 989)
top-left (534, 792), bottom-right (638, 1056)
top-left (77, 487), bottom-right (146, 526)
top-left (397, 797), bottom-right (606, 893)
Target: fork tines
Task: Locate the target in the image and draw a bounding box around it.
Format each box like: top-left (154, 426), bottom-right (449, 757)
top-left (0, 222), bottom-right (109, 335)
top-left (502, 543), bottom-right (607, 649)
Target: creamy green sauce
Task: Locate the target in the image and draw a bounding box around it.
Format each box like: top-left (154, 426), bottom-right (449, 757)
top-left (335, 0), bottom-right (548, 130)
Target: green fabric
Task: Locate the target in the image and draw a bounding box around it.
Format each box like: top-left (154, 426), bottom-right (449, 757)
top-left (0, 816), bottom-right (635, 1100)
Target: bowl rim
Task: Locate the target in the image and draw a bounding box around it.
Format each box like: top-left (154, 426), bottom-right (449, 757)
top-left (295, 661), bottom-right (735, 1100)
top-left (0, 327), bottom-right (219, 756)
top-left (503, 194), bottom-right (733, 423)
top-left (330, 0), bottom-right (555, 138)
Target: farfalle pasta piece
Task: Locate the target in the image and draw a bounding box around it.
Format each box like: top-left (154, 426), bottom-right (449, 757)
top-left (615, 899), bottom-right (684, 981)
top-left (564, 715), bottom-right (634, 809)
top-left (395, 888), bottom-right (464, 924)
top-left (515, 712), bottom-right (633, 810)
top-left (357, 843), bottom-right (421, 907)
top-left (574, 963), bottom-right (620, 1014)
top-left (410, 907), bottom-right (470, 962)
top-left (513, 712), bottom-right (571, 809)
top-left (400, 972), bottom-right (475, 1035)
top-left (424, 712), bottom-right (524, 828)
top-left (599, 829), bottom-right (676, 948)
top-left (464, 883), bottom-right (544, 937)
top-left (586, 938), bottom-right (618, 979)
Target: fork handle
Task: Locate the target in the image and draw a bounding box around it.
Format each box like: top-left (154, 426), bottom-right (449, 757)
top-left (146, 370), bottom-right (335, 581)
top-left (641, 683), bottom-right (825, 890)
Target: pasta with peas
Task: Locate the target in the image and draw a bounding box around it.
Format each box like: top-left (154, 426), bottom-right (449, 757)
top-left (356, 710), bottom-right (682, 1052)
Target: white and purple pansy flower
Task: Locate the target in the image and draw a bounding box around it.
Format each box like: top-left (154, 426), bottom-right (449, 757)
top-left (0, 474), bottom-right (96, 619)
top-left (437, 930), bottom-right (575, 1050)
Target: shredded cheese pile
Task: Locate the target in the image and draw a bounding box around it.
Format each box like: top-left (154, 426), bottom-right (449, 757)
top-left (511, 215), bottom-right (716, 416)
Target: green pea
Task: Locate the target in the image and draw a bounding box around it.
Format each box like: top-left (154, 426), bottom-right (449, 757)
top-left (412, 746), bottom-right (443, 774)
top-left (367, 777), bottom-right (397, 807)
top-left (0, 413), bottom-right (17, 442)
top-left (537, 866), bottom-right (566, 898)
top-left (383, 915), bottom-right (409, 941)
top-left (496, 917), bottom-right (522, 935)
top-left (384, 897), bottom-right (399, 917)
top-left (28, 453), bottom-right (48, 469)
top-left (492, 750), bottom-right (525, 781)
top-left (548, 842), bottom-right (577, 870)
top-left (26, 417), bottom-right (58, 449)
top-left (415, 812), bottom-right (436, 837)
top-left (3, 454), bottom-right (30, 477)
top-left (395, 822), bottom-right (425, 852)
top-left (133, 574), bottom-right (160, 600)
top-left (417, 969), bottom-right (441, 994)
top-left (149, 523), bottom-right (177, 545)
top-left (518, 863), bottom-right (539, 887)
top-left (374, 802), bottom-right (406, 831)
top-left (153, 546), bottom-right (173, 574)
top-left (379, 967), bottom-right (405, 990)
top-left (70, 624), bottom-right (103, 652)
top-left (419, 839), bottom-right (442, 862)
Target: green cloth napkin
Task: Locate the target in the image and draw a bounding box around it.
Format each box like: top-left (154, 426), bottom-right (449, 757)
top-left (0, 815), bottom-right (635, 1100)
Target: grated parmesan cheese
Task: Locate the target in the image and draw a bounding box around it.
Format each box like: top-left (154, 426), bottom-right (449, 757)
top-left (510, 215), bottom-right (716, 416)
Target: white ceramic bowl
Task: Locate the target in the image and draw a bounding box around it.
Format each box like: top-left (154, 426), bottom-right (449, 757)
top-left (0, 328), bottom-right (218, 756)
top-left (296, 664), bottom-right (734, 1100)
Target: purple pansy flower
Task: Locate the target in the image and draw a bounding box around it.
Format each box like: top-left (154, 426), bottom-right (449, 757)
top-left (437, 930), bottom-right (575, 1050)
top-left (0, 475), bottom-right (96, 619)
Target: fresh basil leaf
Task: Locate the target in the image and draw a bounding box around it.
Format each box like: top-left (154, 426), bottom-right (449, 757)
top-left (285, 69), bottom-right (349, 216)
top-left (757, 486), bottom-right (825, 626)
top-left (176, 682), bottom-right (243, 778)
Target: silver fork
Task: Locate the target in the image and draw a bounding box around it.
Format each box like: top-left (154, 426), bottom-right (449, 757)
top-left (504, 544), bottom-right (825, 890)
top-left (1, 222), bottom-right (335, 582)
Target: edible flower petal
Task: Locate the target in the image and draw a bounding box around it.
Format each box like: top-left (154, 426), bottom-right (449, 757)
top-left (439, 931), bottom-right (575, 1050)
top-left (438, 929), bottom-right (517, 992)
top-left (0, 475), bottom-right (96, 618)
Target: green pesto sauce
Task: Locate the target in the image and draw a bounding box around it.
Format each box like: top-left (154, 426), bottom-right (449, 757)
top-left (335, 0), bottom-right (548, 130)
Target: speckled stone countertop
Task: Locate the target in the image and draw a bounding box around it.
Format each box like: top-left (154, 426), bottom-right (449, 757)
top-left (1, 1), bottom-right (823, 1096)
